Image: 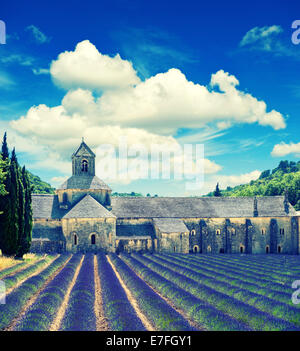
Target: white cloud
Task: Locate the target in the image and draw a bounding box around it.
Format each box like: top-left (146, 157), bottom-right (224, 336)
top-left (50, 40), bottom-right (140, 91)
top-left (193, 170), bottom-right (261, 196)
top-left (9, 40), bottom-right (287, 184)
top-left (271, 142), bottom-right (300, 157)
top-left (240, 25), bottom-right (283, 49)
top-left (25, 25), bottom-right (51, 44)
top-left (0, 54), bottom-right (35, 66)
top-left (32, 68), bottom-right (50, 75)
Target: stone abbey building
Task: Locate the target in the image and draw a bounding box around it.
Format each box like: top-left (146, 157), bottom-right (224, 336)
top-left (31, 141), bottom-right (300, 255)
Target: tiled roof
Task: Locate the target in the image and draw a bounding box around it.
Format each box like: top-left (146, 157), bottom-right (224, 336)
top-left (57, 175), bottom-right (111, 190)
top-left (111, 196), bottom-right (297, 218)
top-left (32, 194), bottom-right (297, 220)
top-left (72, 141), bottom-right (95, 157)
top-left (62, 195), bottom-right (116, 219)
top-left (153, 218), bottom-right (189, 233)
top-left (32, 194), bottom-right (67, 219)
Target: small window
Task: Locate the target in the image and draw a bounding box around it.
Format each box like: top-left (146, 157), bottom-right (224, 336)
top-left (261, 228), bottom-right (266, 235)
top-left (266, 245), bottom-right (270, 254)
top-left (81, 160), bottom-right (88, 172)
top-left (278, 245), bottom-right (282, 253)
top-left (193, 245), bottom-right (199, 253)
top-left (207, 245), bottom-right (211, 253)
top-left (280, 228), bottom-right (284, 235)
top-left (216, 229), bottom-right (221, 235)
top-left (173, 246), bottom-right (176, 252)
top-left (191, 229), bottom-right (196, 236)
top-left (231, 228), bottom-right (236, 235)
top-left (240, 245), bottom-right (244, 253)
top-left (91, 234), bottom-right (96, 245)
top-left (73, 234), bottom-right (78, 246)
top-left (219, 248), bottom-right (225, 253)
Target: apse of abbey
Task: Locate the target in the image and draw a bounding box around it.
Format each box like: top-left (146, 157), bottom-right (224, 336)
top-left (31, 141), bottom-right (300, 255)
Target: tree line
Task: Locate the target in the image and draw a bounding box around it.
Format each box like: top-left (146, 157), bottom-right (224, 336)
top-left (0, 132), bottom-right (33, 258)
top-left (208, 161), bottom-right (300, 210)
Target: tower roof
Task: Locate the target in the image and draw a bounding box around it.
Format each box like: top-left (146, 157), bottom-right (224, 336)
top-left (72, 140), bottom-right (95, 158)
top-left (57, 175), bottom-right (111, 190)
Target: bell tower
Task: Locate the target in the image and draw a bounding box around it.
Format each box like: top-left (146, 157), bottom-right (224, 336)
top-left (72, 138), bottom-right (95, 177)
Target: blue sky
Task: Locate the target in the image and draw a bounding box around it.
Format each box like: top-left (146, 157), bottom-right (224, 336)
top-left (1, 0), bottom-right (300, 196)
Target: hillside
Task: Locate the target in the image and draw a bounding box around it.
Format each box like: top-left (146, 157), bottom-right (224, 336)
top-left (207, 160), bottom-right (300, 211)
top-left (27, 171), bottom-right (55, 194)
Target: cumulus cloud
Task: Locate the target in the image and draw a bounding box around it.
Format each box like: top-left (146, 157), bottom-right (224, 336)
top-left (271, 142), bottom-right (300, 157)
top-left (50, 40), bottom-right (140, 90)
top-left (9, 40), bottom-right (287, 184)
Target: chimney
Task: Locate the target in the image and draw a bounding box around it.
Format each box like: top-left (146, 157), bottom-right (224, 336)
top-left (253, 196), bottom-right (258, 217)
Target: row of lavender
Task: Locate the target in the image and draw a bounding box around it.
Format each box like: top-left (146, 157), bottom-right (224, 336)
top-left (0, 254), bottom-right (71, 330)
top-left (126, 253), bottom-right (300, 331)
top-left (108, 253), bottom-right (196, 331)
top-left (14, 254), bottom-right (82, 331)
top-left (166, 253), bottom-right (298, 297)
top-left (97, 252), bottom-right (146, 331)
top-left (146, 253), bottom-right (300, 327)
top-left (205, 253), bottom-right (300, 273)
top-left (186, 253), bottom-right (300, 283)
top-left (170, 253), bottom-right (297, 293)
top-left (119, 253), bottom-right (247, 331)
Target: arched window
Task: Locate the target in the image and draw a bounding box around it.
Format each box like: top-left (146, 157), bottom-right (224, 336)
top-left (173, 246), bottom-right (176, 252)
top-left (278, 245), bottom-right (282, 253)
top-left (191, 229), bottom-right (196, 236)
top-left (266, 245), bottom-right (270, 254)
top-left (73, 234), bottom-right (78, 246)
top-left (81, 160), bottom-right (88, 172)
top-left (207, 245), bottom-right (211, 253)
top-left (193, 245), bottom-right (199, 253)
top-left (261, 228), bottom-right (266, 235)
top-left (240, 245), bottom-right (245, 253)
top-left (216, 229), bottom-right (221, 235)
top-left (280, 228), bottom-right (284, 235)
top-left (91, 234), bottom-right (96, 245)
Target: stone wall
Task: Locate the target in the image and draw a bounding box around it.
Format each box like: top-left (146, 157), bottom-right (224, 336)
top-left (31, 239), bottom-right (65, 253)
top-left (62, 217), bottom-right (116, 253)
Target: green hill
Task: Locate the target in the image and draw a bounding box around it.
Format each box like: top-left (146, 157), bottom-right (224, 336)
top-left (27, 171), bottom-right (55, 194)
top-left (207, 160), bottom-right (300, 211)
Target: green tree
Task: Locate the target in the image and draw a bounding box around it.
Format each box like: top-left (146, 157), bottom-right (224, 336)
top-left (2, 148), bottom-right (20, 255)
top-left (16, 167), bottom-right (32, 258)
top-left (0, 132), bottom-right (10, 252)
top-left (213, 183), bottom-right (222, 197)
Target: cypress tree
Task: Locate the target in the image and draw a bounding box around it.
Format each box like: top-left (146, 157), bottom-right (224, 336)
top-left (1, 132), bottom-right (9, 160)
top-left (213, 182), bottom-right (222, 197)
top-left (13, 150), bottom-right (25, 258)
top-left (0, 132), bottom-right (10, 253)
top-left (1, 148), bottom-right (19, 256)
top-left (16, 167), bottom-right (32, 257)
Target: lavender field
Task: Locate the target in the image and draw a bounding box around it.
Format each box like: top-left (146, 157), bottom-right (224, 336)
top-left (0, 253), bottom-right (300, 331)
